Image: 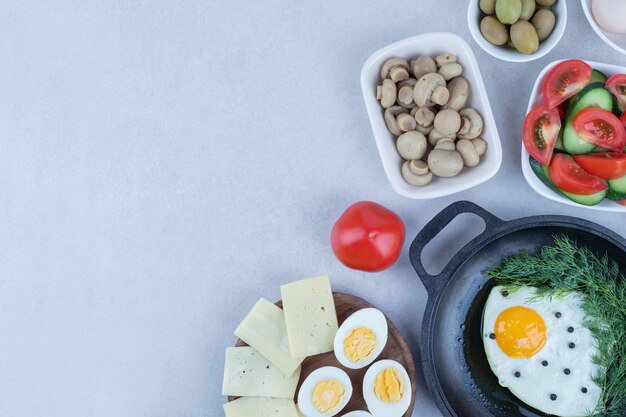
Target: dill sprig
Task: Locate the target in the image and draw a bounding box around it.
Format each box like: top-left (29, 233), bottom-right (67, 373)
top-left (486, 236), bottom-right (626, 417)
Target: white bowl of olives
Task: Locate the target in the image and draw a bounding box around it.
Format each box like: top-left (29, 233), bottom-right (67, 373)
top-left (468, 0), bottom-right (567, 62)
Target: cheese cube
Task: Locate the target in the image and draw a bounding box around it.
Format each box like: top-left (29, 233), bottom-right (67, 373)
top-left (281, 275), bottom-right (339, 358)
top-left (234, 298), bottom-right (304, 376)
top-left (223, 397), bottom-right (299, 417)
top-left (222, 346), bottom-right (300, 398)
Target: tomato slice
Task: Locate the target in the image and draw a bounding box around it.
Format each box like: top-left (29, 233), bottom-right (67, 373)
top-left (572, 152), bottom-right (626, 179)
top-left (621, 111), bottom-right (626, 128)
top-left (616, 199), bottom-right (626, 206)
top-left (542, 60), bottom-right (592, 109)
top-left (557, 102), bottom-right (566, 120)
top-left (572, 107), bottom-right (626, 152)
top-left (549, 154), bottom-right (608, 195)
top-left (606, 74), bottom-right (626, 110)
top-left (523, 104), bottom-right (561, 165)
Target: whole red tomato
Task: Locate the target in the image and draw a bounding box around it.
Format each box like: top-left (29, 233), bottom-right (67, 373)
top-left (330, 201), bottom-right (405, 272)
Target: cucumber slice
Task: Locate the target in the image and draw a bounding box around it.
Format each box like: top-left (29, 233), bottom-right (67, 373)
top-left (563, 86), bottom-right (614, 154)
top-left (565, 81), bottom-right (606, 112)
top-left (608, 174), bottom-right (626, 200)
top-left (529, 156), bottom-right (608, 206)
top-left (561, 189), bottom-right (608, 206)
top-left (554, 126), bottom-right (565, 151)
top-left (590, 69), bottom-right (608, 84)
top-left (562, 125), bottom-right (597, 154)
top-left (530, 157), bottom-right (561, 193)
top-left (568, 85), bottom-right (614, 117)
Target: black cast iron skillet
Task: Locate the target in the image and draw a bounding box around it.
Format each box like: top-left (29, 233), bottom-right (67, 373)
top-left (409, 201), bottom-right (626, 417)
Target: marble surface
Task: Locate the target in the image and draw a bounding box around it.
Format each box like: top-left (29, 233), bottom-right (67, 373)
top-left (0, 1), bottom-right (624, 417)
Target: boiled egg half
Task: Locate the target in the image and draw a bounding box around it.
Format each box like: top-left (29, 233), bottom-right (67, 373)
top-left (333, 308), bottom-right (388, 369)
top-left (340, 412), bottom-right (373, 417)
top-left (363, 359), bottom-right (411, 417)
top-left (297, 366), bottom-right (352, 417)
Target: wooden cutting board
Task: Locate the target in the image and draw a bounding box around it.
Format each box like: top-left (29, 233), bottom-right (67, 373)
top-left (230, 292), bottom-right (416, 417)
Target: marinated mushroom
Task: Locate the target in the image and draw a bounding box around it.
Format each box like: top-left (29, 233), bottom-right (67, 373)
top-left (402, 160), bottom-right (432, 186)
top-left (376, 79), bottom-right (397, 109)
top-left (434, 109), bottom-right (462, 136)
top-left (435, 53), bottom-right (457, 68)
top-left (456, 139), bottom-right (480, 167)
top-left (397, 131), bottom-right (427, 160)
top-left (428, 141), bottom-right (464, 177)
top-left (428, 129), bottom-right (456, 147)
top-left (381, 58), bottom-right (410, 83)
top-left (384, 106), bottom-right (407, 136)
top-left (434, 137), bottom-right (456, 151)
top-left (438, 63), bottom-right (463, 81)
top-left (415, 123), bottom-right (434, 136)
top-left (444, 77), bottom-right (469, 111)
top-left (471, 138), bottom-right (488, 156)
top-left (414, 73), bottom-right (450, 107)
top-left (458, 108), bottom-right (484, 139)
top-left (397, 113), bottom-right (417, 132)
top-left (410, 56), bottom-right (437, 79)
top-left (397, 78), bottom-right (417, 109)
top-left (414, 106), bottom-right (435, 127)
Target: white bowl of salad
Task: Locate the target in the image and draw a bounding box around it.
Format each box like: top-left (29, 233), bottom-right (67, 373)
top-left (521, 59), bottom-right (626, 212)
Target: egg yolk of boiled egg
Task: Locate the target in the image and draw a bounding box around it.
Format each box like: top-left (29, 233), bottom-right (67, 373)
top-left (374, 367), bottom-right (404, 403)
top-left (344, 327), bottom-right (377, 363)
top-left (494, 306), bottom-right (547, 358)
top-left (312, 379), bottom-right (345, 414)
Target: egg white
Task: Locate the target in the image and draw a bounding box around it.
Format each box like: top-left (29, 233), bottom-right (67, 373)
top-left (362, 359), bottom-right (411, 417)
top-left (483, 286), bottom-right (602, 417)
top-left (297, 366), bottom-right (352, 417)
top-left (340, 411), bottom-right (373, 417)
top-left (333, 308), bottom-right (388, 369)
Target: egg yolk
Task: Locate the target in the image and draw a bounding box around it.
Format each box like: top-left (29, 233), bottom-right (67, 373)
top-left (344, 326), bottom-right (378, 363)
top-left (374, 367), bottom-right (403, 403)
top-left (312, 379), bottom-right (345, 415)
top-left (494, 306), bottom-right (547, 358)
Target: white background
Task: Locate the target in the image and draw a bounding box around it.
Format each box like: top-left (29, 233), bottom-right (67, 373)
top-left (0, 1), bottom-right (624, 416)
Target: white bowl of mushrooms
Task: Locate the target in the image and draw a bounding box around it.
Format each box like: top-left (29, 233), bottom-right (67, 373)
top-left (361, 32), bottom-right (502, 199)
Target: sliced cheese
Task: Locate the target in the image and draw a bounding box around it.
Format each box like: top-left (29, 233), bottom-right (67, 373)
top-left (281, 274), bottom-right (339, 358)
top-left (222, 346), bottom-right (300, 398)
top-left (223, 397), bottom-right (299, 417)
top-left (234, 298), bottom-right (304, 376)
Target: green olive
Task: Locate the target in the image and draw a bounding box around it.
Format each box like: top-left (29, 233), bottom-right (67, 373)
top-left (495, 0), bottom-right (522, 25)
top-left (532, 9), bottom-right (556, 41)
top-left (480, 0), bottom-right (497, 14)
top-left (520, 0), bottom-right (536, 21)
top-left (536, 0), bottom-right (555, 6)
top-left (511, 20), bottom-right (539, 54)
top-left (480, 16), bottom-right (509, 46)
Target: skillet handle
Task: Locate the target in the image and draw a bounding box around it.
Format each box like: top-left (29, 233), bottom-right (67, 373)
top-left (409, 201), bottom-right (503, 294)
